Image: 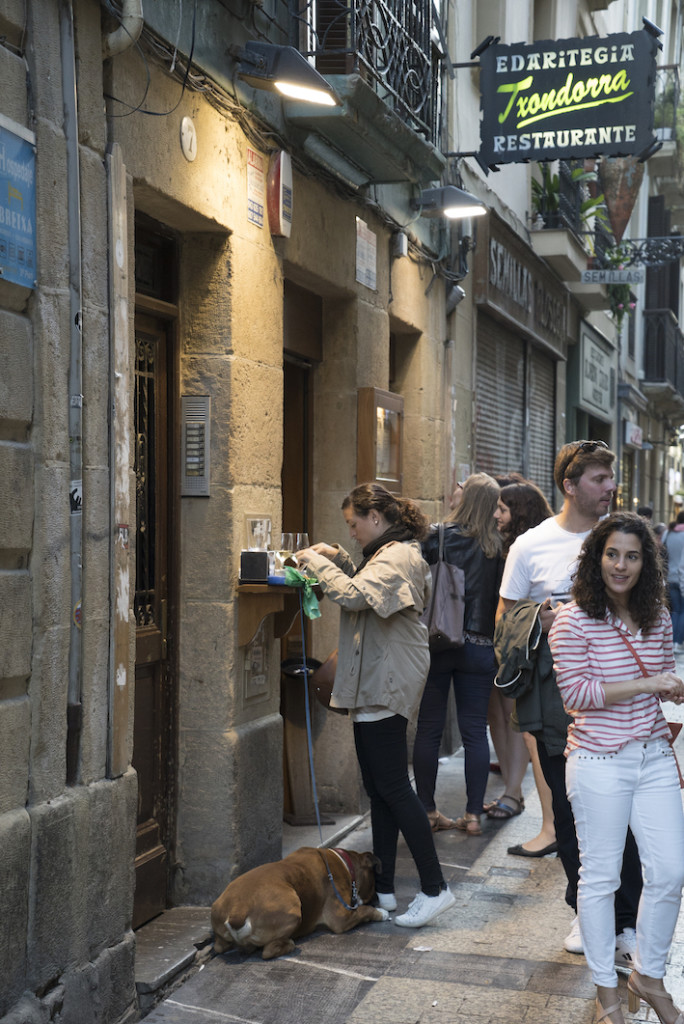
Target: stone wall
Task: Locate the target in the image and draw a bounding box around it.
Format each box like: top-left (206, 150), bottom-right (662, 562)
top-left (0, 2), bottom-right (138, 1020)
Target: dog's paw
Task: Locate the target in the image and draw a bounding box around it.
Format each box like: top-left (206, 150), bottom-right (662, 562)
top-left (374, 908), bottom-right (390, 921)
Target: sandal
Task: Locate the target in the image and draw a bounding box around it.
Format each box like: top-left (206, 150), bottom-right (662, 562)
top-left (427, 809), bottom-right (458, 832)
top-left (627, 972), bottom-right (684, 1023)
top-left (455, 813), bottom-right (482, 836)
top-left (486, 795), bottom-right (524, 819)
top-left (595, 997), bottom-right (624, 1024)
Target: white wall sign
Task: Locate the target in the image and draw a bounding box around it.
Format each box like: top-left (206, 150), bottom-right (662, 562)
top-left (356, 217), bottom-right (377, 290)
top-left (623, 419), bottom-right (643, 448)
top-left (579, 327), bottom-right (615, 418)
top-left (246, 147), bottom-right (265, 228)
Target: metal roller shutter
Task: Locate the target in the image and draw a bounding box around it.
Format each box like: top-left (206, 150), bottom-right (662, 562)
top-left (474, 315), bottom-right (525, 478)
top-left (475, 315), bottom-right (557, 503)
top-left (528, 347), bottom-right (556, 504)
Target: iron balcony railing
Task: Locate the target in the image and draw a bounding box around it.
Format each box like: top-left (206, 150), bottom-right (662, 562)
top-left (296, 0), bottom-right (439, 143)
top-left (643, 309), bottom-right (684, 397)
top-left (653, 65), bottom-right (681, 142)
top-left (593, 218), bottom-right (613, 267)
top-left (539, 161), bottom-right (585, 237)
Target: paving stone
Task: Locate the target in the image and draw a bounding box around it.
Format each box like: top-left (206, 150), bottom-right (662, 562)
top-left (142, 749), bottom-right (684, 1023)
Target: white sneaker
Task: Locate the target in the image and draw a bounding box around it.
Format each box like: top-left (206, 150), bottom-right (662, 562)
top-left (563, 916), bottom-right (583, 954)
top-left (376, 892), bottom-right (397, 912)
top-left (615, 927), bottom-right (637, 971)
top-left (395, 887), bottom-right (456, 928)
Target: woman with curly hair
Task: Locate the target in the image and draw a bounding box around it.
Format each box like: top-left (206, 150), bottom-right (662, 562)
top-left (549, 512), bottom-right (684, 1024)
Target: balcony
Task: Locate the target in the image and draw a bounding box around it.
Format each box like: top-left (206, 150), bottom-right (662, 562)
top-left (300, 0), bottom-right (437, 143)
top-left (287, 0), bottom-right (446, 184)
top-left (650, 66), bottom-right (681, 181)
top-left (529, 161), bottom-right (611, 311)
top-left (641, 309), bottom-right (684, 416)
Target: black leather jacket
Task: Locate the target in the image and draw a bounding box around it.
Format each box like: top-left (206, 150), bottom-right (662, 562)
top-left (422, 524), bottom-right (504, 638)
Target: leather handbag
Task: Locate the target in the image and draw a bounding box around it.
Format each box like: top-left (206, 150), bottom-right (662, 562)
top-left (309, 649), bottom-right (348, 715)
top-left (420, 523), bottom-right (466, 653)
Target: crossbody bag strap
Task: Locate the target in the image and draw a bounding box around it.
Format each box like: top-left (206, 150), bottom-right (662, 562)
top-left (610, 623), bottom-right (649, 677)
top-left (610, 620), bottom-right (684, 787)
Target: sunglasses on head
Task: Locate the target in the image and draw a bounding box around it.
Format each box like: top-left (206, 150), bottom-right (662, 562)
top-left (563, 439), bottom-right (609, 475)
top-left (574, 440), bottom-right (609, 454)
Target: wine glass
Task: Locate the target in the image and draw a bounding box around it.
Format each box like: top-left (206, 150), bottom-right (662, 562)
top-left (276, 532), bottom-right (295, 574)
top-left (295, 532), bottom-right (310, 551)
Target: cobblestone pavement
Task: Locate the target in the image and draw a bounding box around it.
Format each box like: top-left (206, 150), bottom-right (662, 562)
top-left (145, 696), bottom-right (684, 1024)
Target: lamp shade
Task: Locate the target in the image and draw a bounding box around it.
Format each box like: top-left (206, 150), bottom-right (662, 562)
top-left (412, 185), bottom-right (486, 220)
top-left (238, 42), bottom-right (338, 106)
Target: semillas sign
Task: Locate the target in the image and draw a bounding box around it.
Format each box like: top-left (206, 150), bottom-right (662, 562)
top-left (478, 29), bottom-right (659, 169)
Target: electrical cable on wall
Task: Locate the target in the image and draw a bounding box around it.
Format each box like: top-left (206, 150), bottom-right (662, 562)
top-left (102, 0), bottom-right (461, 284)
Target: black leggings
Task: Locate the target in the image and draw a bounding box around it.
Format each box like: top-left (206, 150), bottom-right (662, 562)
top-left (354, 715), bottom-right (445, 896)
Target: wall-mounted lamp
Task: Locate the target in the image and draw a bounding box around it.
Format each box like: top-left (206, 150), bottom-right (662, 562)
top-left (411, 185), bottom-right (486, 220)
top-left (234, 41), bottom-right (339, 106)
top-left (446, 284), bottom-right (466, 314)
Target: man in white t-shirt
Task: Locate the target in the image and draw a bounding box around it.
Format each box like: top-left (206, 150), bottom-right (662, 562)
top-left (499, 440), bottom-right (641, 968)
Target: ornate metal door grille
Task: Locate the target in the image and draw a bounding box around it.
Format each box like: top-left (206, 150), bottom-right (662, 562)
top-left (135, 329), bottom-right (158, 629)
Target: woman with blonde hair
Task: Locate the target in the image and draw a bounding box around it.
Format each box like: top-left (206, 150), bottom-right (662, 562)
top-left (413, 473), bottom-right (504, 835)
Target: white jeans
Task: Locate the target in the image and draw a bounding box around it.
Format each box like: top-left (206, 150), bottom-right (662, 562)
top-left (566, 737), bottom-right (684, 987)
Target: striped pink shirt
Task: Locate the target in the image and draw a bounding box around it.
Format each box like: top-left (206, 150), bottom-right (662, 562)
top-left (548, 602), bottom-right (674, 754)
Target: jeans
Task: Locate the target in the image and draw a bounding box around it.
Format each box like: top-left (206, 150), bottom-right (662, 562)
top-left (537, 739), bottom-right (642, 931)
top-left (566, 738), bottom-right (684, 987)
top-left (353, 715), bottom-right (445, 896)
top-left (413, 642), bottom-right (496, 815)
top-left (669, 583), bottom-right (684, 645)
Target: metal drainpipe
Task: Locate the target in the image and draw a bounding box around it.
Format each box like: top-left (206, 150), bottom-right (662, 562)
top-left (102, 0), bottom-right (144, 59)
top-left (60, 0), bottom-right (84, 785)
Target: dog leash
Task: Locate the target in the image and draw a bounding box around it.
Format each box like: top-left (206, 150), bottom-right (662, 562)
top-left (296, 590), bottom-right (361, 911)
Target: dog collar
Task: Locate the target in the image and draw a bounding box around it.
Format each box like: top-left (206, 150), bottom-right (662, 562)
top-left (330, 848), bottom-right (361, 909)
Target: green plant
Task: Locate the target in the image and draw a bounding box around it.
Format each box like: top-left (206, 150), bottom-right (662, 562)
top-left (531, 163), bottom-right (608, 231)
top-left (605, 244), bottom-right (637, 332)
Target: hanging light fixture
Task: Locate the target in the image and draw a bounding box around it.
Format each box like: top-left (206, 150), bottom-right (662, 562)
top-left (235, 42), bottom-right (339, 106)
top-left (411, 185), bottom-right (486, 220)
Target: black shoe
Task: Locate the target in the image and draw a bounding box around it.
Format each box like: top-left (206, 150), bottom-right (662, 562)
top-left (507, 841), bottom-right (558, 858)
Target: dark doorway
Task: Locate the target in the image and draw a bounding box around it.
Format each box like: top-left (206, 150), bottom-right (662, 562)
top-left (281, 281), bottom-right (321, 823)
top-left (132, 220), bottom-right (178, 928)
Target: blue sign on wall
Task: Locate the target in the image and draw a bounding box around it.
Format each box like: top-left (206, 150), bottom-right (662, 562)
top-left (0, 119), bottom-right (37, 289)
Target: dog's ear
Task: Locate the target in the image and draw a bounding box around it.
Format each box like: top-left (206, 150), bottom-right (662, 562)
top-left (359, 851), bottom-right (382, 873)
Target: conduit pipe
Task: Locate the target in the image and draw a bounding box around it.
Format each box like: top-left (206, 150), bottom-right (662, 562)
top-left (102, 0), bottom-right (144, 59)
top-left (60, 0), bottom-right (84, 784)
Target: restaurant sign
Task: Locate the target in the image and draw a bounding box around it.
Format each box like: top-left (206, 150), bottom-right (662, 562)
top-left (478, 29), bottom-right (658, 168)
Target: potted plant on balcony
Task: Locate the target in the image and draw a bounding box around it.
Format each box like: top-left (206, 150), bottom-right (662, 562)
top-left (530, 162), bottom-right (608, 235)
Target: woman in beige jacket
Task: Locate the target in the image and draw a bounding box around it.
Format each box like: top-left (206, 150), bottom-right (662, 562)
top-left (297, 483), bottom-right (455, 929)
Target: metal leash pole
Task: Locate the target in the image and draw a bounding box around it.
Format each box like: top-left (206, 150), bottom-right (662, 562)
top-left (296, 590), bottom-right (359, 910)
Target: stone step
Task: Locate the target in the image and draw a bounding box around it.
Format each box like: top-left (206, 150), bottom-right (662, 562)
top-left (135, 907), bottom-right (213, 1016)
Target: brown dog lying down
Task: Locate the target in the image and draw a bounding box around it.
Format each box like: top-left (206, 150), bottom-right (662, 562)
top-left (211, 846), bottom-right (389, 960)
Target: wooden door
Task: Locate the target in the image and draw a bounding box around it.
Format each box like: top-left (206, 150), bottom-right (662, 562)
top-left (132, 313), bottom-right (175, 928)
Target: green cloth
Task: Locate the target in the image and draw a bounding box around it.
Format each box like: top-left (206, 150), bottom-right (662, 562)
top-left (284, 567), bottom-right (321, 619)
